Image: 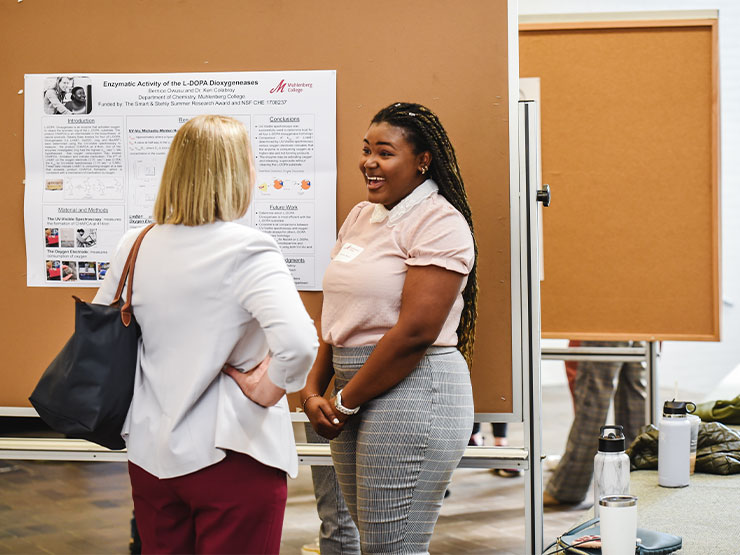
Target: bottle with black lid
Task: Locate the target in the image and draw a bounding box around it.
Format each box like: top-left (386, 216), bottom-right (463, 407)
top-left (593, 424), bottom-right (630, 517)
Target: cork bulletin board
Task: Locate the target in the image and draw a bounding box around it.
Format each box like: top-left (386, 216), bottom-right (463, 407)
top-left (520, 19), bottom-right (720, 341)
top-left (0, 1), bottom-right (516, 414)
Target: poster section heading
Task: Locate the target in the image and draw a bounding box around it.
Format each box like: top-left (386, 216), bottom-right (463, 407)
top-left (23, 71), bottom-right (337, 289)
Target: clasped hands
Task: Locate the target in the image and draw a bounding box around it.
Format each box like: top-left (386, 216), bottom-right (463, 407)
top-left (303, 394), bottom-right (351, 440)
top-left (222, 355), bottom-right (286, 407)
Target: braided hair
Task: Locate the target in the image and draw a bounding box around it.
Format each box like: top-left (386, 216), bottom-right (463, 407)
top-left (371, 102), bottom-right (478, 368)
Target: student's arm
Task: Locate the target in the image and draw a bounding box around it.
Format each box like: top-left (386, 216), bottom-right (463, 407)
top-left (301, 338), bottom-right (343, 438)
top-left (45, 89), bottom-right (71, 114)
top-left (328, 265), bottom-right (464, 421)
top-left (231, 234), bottom-right (318, 396)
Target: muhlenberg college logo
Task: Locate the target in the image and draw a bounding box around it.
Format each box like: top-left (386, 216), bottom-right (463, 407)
top-left (269, 79), bottom-right (313, 94)
top-left (270, 79), bottom-right (288, 93)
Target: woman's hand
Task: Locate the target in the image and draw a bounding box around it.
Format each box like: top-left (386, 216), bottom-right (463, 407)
top-left (300, 338), bottom-right (346, 439)
top-left (223, 355), bottom-right (286, 407)
top-left (327, 396), bottom-right (353, 424)
top-left (304, 394), bottom-right (345, 440)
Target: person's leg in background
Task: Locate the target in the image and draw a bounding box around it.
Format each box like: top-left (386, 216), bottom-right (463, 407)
top-left (614, 342), bottom-right (647, 446)
top-left (544, 341), bottom-right (624, 505)
top-left (493, 422), bottom-right (508, 446)
top-left (303, 423), bottom-right (361, 555)
top-left (565, 339), bottom-right (582, 411)
top-left (469, 421), bottom-right (483, 446)
top-left (491, 422), bottom-right (523, 477)
top-left (470, 422), bottom-right (523, 477)
top-left (470, 422), bottom-right (512, 447)
top-left (544, 340), bottom-right (581, 473)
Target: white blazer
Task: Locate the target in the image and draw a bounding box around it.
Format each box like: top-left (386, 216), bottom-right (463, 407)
top-left (93, 222), bottom-right (318, 479)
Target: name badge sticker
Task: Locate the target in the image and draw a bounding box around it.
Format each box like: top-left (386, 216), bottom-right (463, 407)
top-left (334, 242), bottom-right (364, 263)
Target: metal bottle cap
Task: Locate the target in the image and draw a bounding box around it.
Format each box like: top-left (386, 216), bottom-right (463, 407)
top-left (663, 400), bottom-right (696, 416)
top-left (598, 425), bottom-right (626, 452)
top-left (599, 494), bottom-right (638, 508)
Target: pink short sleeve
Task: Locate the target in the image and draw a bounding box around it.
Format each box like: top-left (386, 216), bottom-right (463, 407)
top-left (404, 200), bottom-right (474, 275)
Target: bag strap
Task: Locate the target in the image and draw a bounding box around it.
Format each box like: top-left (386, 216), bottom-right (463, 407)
top-left (543, 518), bottom-right (601, 554)
top-left (111, 242), bottom-right (138, 305)
top-left (112, 223), bottom-right (155, 305)
top-left (112, 223), bottom-right (156, 327)
top-left (563, 517), bottom-right (600, 537)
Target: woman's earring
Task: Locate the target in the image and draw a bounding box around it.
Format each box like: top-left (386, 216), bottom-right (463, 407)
top-left (420, 166), bottom-right (428, 175)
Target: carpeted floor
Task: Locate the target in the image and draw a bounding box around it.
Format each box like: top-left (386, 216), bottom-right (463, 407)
top-left (628, 470), bottom-right (740, 555)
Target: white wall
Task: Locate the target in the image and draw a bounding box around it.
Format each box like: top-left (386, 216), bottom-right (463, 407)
top-left (521, 0), bottom-right (740, 397)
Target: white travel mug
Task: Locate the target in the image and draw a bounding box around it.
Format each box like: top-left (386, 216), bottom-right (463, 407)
top-left (599, 495), bottom-right (638, 555)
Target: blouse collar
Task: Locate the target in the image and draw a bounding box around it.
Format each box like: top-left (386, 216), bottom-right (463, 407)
top-left (370, 179), bottom-right (439, 226)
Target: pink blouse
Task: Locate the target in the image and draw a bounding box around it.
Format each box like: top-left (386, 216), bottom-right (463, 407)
top-left (322, 181), bottom-right (475, 347)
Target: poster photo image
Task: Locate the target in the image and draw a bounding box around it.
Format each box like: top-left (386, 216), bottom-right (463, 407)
top-left (98, 262), bottom-right (109, 280)
top-left (44, 228), bottom-right (59, 248)
top-left (61, 261), bottom-right (78, 282)
top-left (45, 260), bottom-right (61, 281)
top-left (75, 228), bottom-right (97, 248)
top-left (78, 262), bottom-right (97, 281)
top-left (42, 76), bottom-right (92, 115)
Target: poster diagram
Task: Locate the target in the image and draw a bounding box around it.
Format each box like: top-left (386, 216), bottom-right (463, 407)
top-left (24, 71), bottom-right (337, 290)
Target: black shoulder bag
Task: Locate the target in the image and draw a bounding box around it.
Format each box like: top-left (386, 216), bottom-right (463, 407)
top-left (29, 224), bottom-right (155, 450)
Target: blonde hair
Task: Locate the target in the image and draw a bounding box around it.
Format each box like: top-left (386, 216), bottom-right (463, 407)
top-left (56, 76), bottom-right (73, 92)
top-left (153, 115), bottom-right (255, 225)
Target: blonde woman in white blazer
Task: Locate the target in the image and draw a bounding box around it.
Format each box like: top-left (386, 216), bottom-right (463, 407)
top-left (94, 115), bottom-right (318, 554)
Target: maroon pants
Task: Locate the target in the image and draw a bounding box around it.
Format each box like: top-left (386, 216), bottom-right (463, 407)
top-left (129, 451), bottom-right (287, 554)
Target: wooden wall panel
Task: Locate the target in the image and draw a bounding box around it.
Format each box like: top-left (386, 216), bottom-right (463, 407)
top-left (0, 1), bottom-right (514, 413)
top-left (520, 22), bottom-right (720, 341)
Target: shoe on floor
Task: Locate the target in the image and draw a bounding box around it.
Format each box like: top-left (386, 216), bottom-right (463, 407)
top-left (542, 490), bottom-right (581, 507)
top-left (543, 454), bottom-right (562, 471)
top-left (468, 432), bottom-right (484, 446)
top-left (301, 537), bottom-right (321, 555)
top-left (492, 468), bottom-right (523, 478)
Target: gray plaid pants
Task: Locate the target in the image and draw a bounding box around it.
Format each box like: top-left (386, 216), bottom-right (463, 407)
top-left (330, 345), bottom-right (473, 554)
top-left (546, 341), bottom-right (646, 503)
top-left (304, 423), bottom-right (361, 555)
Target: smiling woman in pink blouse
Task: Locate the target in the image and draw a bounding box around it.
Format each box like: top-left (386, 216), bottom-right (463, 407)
top-left (301, 102), bottom-right (478, 554)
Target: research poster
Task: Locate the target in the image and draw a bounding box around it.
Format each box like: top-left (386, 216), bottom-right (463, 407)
top-left (23, 70), bottom-right (336, 290)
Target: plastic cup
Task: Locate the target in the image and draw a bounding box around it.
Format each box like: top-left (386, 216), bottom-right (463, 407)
top-left (687, 414), bottom-right (701, 474)
top-left (599, 494), bottom-right (638, 555)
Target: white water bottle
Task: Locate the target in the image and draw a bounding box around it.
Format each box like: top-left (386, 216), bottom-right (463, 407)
top-left (593, 425), bottom-right (630, 517)
top-left (658, 400), bottom-right (695, 488)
